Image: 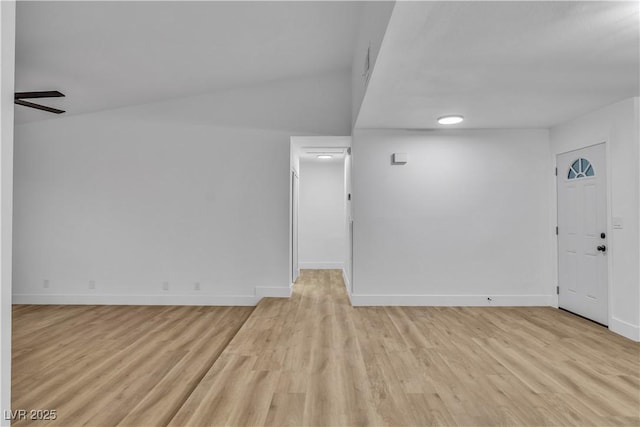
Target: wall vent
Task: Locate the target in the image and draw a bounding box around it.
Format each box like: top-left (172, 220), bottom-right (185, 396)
top-left (363, 45), bottom-right (371, 84)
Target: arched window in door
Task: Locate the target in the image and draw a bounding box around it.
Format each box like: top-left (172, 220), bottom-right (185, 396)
top-left (568, 158), bottom-right (595, 179)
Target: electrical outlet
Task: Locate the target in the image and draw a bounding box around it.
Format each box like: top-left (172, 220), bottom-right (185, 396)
top-left (88, 280), bottom-right (96, 290)
top-left (162, 282), bottom-right (169, 291)
top-left (43, 279), bottom-right (50, 289)
top-left (194, 282), bottom-right (201, 291)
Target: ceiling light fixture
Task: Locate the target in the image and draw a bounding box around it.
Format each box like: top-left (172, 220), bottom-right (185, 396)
top-left (437, 115), bottom-right (464, 125)
top-left (317, 155), bottom-right (333, 159)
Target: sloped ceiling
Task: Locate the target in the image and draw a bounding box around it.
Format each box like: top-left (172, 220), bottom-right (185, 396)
top-left (356, 1), bottom-right (640, 129)
top-left (16, 1), bottom-right (640, 129)
top-left (15, 1), bottom-right (362, 123)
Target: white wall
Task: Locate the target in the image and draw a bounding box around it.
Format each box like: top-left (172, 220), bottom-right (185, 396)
top-left (550, 97), bottom-right (640, 341)
top-left (351, 1), bottom-right (395, 127)
top-left (0, 1), bottom-right (15, 422)
top-left (351, 129), bottom-right (553, 306)
top-left (13, 70), bottom-right (351, 305)
top-left (299, 159), bottom-right (346, 269)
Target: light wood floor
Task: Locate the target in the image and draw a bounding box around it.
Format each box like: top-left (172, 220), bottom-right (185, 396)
top-left (13, 270), bottom-right (640, 426)
top-left (12, 304), bottom-right (253, 426)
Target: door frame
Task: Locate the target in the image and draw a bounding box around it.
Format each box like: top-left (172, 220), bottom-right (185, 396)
top-left (555, 140), bottom-right (613, 327)
top-left (290, 169), bottom-right (299, 285)
top-left (289, 136), bottom-right (352, 292)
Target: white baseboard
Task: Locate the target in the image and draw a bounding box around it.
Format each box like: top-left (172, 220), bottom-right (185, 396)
top-left (12, 293), bottom-right (259, 306)
top-left (349, 294), bottom-right (555, 307)
top-left (255, 286), bottom-right (292, 299)
top-left (14, 285), bottom-right (295, 306)
top-left (609, 317), bottom-right (640, 342)
top-left (299, 262), bottom-right (344, 270)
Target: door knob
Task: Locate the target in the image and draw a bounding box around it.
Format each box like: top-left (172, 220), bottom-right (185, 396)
top-left (597, 245), bottom-right (607, 252)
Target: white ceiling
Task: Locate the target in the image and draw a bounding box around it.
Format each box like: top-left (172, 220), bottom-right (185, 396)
top-left (16, 1), bottom-right (640, 129)
top-left (15, 1), bottom-right (362, 123)
top-left (356, 1), bottom-right (640, 129)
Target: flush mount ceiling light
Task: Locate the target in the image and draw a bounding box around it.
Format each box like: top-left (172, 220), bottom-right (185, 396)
top-left (437, 115), bottom-right (464, 125)
top-left (317, 155), bottom-right (333, 159)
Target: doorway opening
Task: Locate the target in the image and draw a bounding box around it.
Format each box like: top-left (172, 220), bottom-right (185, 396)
top-left (289, 137), bottom-right (352, 294)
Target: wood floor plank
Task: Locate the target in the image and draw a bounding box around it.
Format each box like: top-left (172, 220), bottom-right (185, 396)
top-left (13, 270), bottom-right (640, 426)
top-left (12, 305), bottom-right (253, 426)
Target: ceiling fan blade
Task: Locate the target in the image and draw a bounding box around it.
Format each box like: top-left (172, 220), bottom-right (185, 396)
top-left (15, 99), bottom-right (65, 114)
top-left (14, 90), bottom-right (65, 99)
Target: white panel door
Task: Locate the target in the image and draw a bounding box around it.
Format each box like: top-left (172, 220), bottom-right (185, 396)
top-left (557, 143), bottom-right (608, 325)
top-left (291, 171), bottom-right (300, 283)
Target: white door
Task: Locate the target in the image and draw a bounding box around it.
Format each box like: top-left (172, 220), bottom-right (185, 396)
top-left (557, 143), bottom-right (608, 325)
top-left (291, 171), bottom-right (300, 283)
top-left (349, 219), bottom-right (354, 293)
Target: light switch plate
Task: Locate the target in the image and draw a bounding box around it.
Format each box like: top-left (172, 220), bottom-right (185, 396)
top-left (612, 217), bottom-right (623, 229)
